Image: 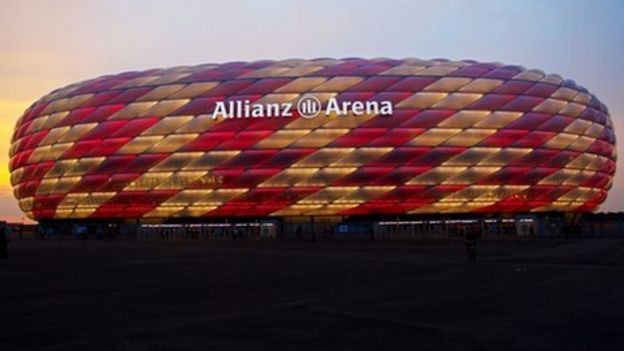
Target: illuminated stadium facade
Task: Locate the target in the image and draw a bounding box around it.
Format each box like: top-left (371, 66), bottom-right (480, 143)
top-left (8, 58), bottom-right (617, 234)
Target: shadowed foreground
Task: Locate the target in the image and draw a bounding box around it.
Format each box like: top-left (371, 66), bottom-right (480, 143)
top-left (1, 238), bottom-right (623, 350)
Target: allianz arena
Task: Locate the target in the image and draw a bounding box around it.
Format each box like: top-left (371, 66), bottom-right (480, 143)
top-left (9, 58), bottom-right (617, 223)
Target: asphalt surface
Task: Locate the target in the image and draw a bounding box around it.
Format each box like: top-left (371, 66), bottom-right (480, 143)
top-left (1, 236), bottom-right (623, 351)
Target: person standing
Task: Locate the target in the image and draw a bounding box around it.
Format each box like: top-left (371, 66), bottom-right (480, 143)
top-left (464, 225), bottom-right (480, 263)
top-left (326, 225), bottom-right (334, 240)
top-left (296, 225), bottom-right (302, 240)
top-left (0, 221), bottom-right (8, 258)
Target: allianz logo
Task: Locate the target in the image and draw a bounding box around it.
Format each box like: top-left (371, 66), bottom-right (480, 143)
top-left (211, 94), bottom-right (394, 120)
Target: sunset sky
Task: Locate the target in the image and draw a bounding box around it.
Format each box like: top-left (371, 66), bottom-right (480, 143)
top-left (1, 0), bottom-right (622, 222)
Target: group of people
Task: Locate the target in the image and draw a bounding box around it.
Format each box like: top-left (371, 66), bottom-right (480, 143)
top-left (0, 221), bottom-right (484, 262)
top-left (295, 224), bottom-right (336, 242)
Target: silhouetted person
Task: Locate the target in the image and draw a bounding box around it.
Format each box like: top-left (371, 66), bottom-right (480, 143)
top-left (159, 227), bottom-right (165, 240)
top-left (0, 224), bottom-right (8, 258)
top-left (464, 226), bottom-right (480, 263)
top-left (96, 225), bottom-right (104, 240)
top-left (231, 226), bottom-right (238, 242)
top-left (184, 224), bottom-right (191, 240)
top-left (296, 225), bottom-right (302, 240)
top-left (236, 226), bottom-right (243, 241)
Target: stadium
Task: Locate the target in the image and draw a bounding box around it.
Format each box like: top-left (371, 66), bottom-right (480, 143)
top-left (8, 58), bottom-right (617, 238)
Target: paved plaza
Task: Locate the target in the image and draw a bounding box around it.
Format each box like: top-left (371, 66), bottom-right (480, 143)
top-left (1, 237), bottom-right (623, 350)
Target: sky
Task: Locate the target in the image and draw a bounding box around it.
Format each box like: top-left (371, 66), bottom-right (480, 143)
top-left (0, 0), bottom-right (622, 222)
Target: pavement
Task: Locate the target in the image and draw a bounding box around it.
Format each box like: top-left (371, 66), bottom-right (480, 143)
top-left (1, 236), bottom-right (623, 351)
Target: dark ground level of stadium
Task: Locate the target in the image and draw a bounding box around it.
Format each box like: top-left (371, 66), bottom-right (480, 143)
top-left (1, 237), bottom-right (623, 351)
